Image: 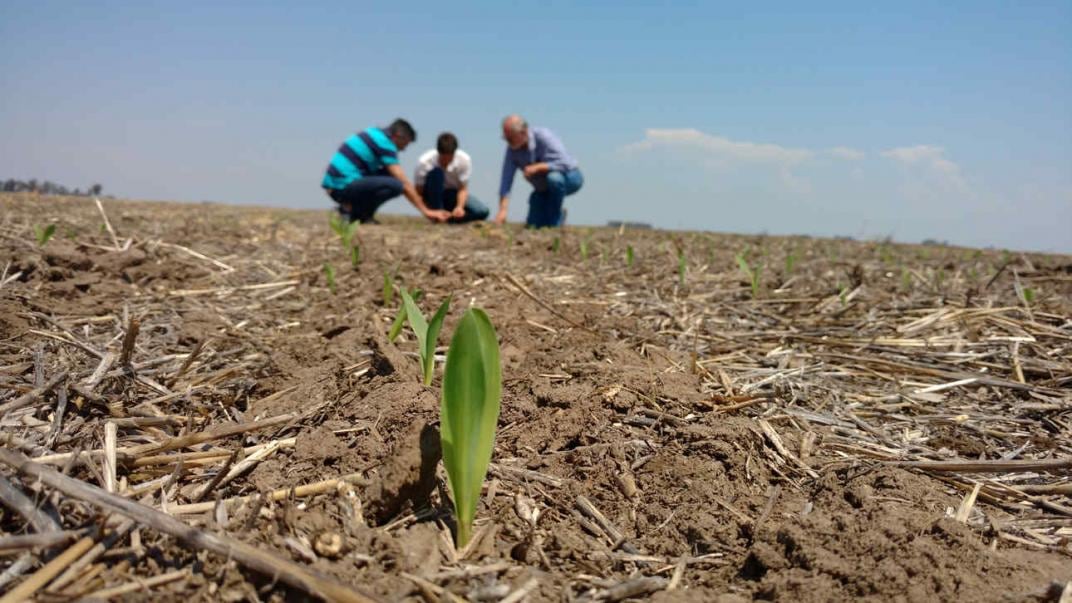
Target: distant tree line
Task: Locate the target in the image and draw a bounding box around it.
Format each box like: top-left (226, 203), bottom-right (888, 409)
top-left (1, 178), bottom-right (103, 196)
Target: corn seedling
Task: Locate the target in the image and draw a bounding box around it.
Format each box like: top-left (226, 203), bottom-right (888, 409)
top-left (400, 290), bottom-right (451, 385)
top-left (551, 236), bottom-right (560, 253)
top-left (933, 268), bottom-right (946, 291)
top-left (579, 238), bottom-right (589, 261)
top-left (34, 224), bottom-right (56, 247)
top-left (784, 250), bottom-right (798, 275)
top-left (626, 245), bottom-right (635, 267)
top-left (383, 267), bottom-right (397, 306)
top-left (323, 263), bottom-right (337, 295)
top-left (1013, 272), bottom-right (1035, 307)
top-left (328, 213), bottom-right (360, 249)
top-left (440, 308), bottom-right (501, 548)
top-left (879, 244), bottom-right (893, 265)
top-left (838, 282), bottom-right (848, 307)
top-left (736, 252), bottom-right (761, 298)
top-left (350, 244), bottom-right (361, 268)
top-left (1021, 287), bottom-right (1036, 305)
top-left (388, 289), bottom-right (424, 342)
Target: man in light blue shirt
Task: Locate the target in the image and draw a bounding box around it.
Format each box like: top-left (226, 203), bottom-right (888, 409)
top-left (495, 115), bottom-right (583, 228)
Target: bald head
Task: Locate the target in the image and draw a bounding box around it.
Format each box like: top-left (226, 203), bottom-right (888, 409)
top-left (502, 114), bottom-right (529, 149)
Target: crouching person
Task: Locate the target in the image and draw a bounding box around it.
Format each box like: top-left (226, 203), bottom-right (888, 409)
top-left (414, 132), bottom-right (489, 224)
top-left (322, 118), bottom-right (449, 224)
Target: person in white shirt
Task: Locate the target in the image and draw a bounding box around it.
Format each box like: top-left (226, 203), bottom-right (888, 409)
top-left (413, 132), bottom-right (489, 223)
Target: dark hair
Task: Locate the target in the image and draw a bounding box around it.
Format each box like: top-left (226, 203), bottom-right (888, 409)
top-left (437, 132), bottom-right (458, 155)
top-left (387, 118), bottom-right (416, 142)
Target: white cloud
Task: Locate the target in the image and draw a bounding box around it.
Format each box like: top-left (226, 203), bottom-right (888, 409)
top-left (880, 145), bottom-right (960, 176)
top-left (828, 146), bottom-right (865, 160)
top-left (621, 129), bottom-right (813, 164)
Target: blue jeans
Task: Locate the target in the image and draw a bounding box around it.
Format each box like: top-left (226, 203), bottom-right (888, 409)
top-left (527, 168), bottom-right (583, 228)
top-left (327, 175), bottom-right (403, 223)
top-left (422, 168), bottom-right (489, 223)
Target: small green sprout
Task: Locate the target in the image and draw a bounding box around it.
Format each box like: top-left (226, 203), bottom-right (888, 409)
top-left (400, 290), bottom-right (451, 385)
top-left (579, 238), bottom-right (589, 261)
top-left (838, 282), bottom-right (848, 307)
top-left (323, 263), bottom-right (337, 295)
top-left (901, 268), bottom-right (912, 290)
top-left (626, 245), bottom-right (635, 267)
top-left (383, 268), bottom-right (396, 306)
top-left (1013, 273), bottom-right (1036, 307)
top-left (736, 252), bottom-right (761, 298)
top-left (329, 213), bottom-right (360, 249)
top-left (551, 236), bottom-right (560, 253)
top-left (934, 268), bottom-right (946, 290)
top-left (440, 308), bottom-right (501, 548)
top-left (388, 289), bottom-right (424, 342)
top-left (34, 224), bottom-right (56, 247)
top-left (784, 250), bottom-right (798, 275)
top-left (350, 244), bottom-right (361, 268)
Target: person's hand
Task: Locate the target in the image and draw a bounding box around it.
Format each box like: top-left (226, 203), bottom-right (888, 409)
top-left (424, 209), bottom-right (450, 223)
top-left (494, 208), bottom-right (508, 225)
top-left (522, 164), bottom-right (542, 179)
top-left (451, 206), bottom-right (466, 219)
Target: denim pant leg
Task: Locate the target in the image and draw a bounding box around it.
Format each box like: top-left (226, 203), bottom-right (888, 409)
top-left (442, 191), bottom-right (489, 223)
top-left (333, 176), bottom-right (403, 223)
top-left (526, 168), bottom-right (583, 228)
top-left (458, 195), bottom-right (490, 223)
top-left (421, 168), bottom-right (446, 210)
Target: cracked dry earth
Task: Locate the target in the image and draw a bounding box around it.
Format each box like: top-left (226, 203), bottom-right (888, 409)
top-left (1, 193), bottom-right (1070, 602)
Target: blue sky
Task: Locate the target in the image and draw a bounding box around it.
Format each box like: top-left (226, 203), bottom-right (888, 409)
top-left (2, 1), bottom-right (1070, 252)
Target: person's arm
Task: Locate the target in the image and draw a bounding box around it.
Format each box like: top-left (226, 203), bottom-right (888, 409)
top-left (453, 182), bottom-right (468, 218)
top-left (522, 162), bottom-right (550, 180)
top-left (495, 196), bottom-right (509, 225)
top-left (386, 164), bottom-right (449, 222)
top-left (533, 128), bottom-right (575, 173)
top-left (452, 154), bottom-right (472, 218)
top-left (496, 152), bottom-right (515, 225)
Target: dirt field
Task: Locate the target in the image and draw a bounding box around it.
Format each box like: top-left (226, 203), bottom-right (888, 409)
top-left (1, 193), bottom-right (1070, 602)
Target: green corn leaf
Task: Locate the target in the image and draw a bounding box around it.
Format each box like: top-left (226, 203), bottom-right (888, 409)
top-left (441, 308), bottom-right (501, 549)
top-left (401, 289), bottom-right (428, 350)
top-left (383, 270), bottom-right (395, 306)
top-left (626, 245), bottom-right (634, 267)
top-left (735, 252), bottom-right (751, 278)
top-left (350, 244), bottom-right (361, 267)
top-left (328, 213), bottom-right (346, 237)
top-left (388, 303), bottom-right (408, 342)
top-left (422, 296), bottom-right (452, 385)
top-left (323, 263), bottom-right (337, 295)
top-left (35, 224), bottom-right (56, 246)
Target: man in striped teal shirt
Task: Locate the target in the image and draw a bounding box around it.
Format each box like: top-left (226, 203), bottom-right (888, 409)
top-left (322, 119), bottom-right (449, 224)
